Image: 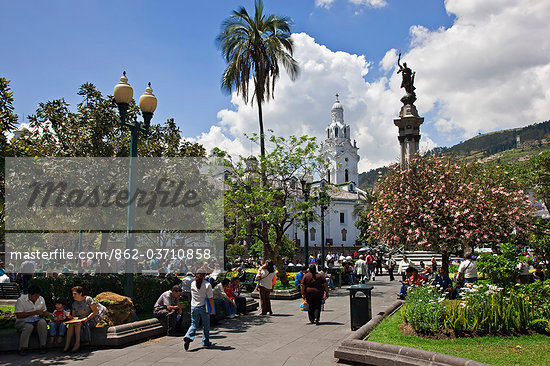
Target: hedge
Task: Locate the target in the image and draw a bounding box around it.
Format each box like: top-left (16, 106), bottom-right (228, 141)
top-left (29, 274), bottom-right (181, 314)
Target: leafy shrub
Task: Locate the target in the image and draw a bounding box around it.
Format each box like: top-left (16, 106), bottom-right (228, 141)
top-left (0, 309), bottom-right (16, 329)
top-left (445, 284), bottom-right (531, 334)
top-left (476, 242), bottom-right (523, 287)
top-left (402, 286), bottom-right (445, 333)
top-left (510, 280), bottom-right (550, 333)
top-left (29, 274), bottom-right (180, 314)
top-left (403, 283), bottom-right (549, 335)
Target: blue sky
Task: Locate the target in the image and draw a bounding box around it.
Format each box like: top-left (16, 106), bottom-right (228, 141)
top-left (2, 0), bottom-right (549, 170)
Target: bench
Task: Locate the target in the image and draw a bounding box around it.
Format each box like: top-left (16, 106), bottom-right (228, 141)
top-left (0, 296), bottom-right (260, 352)
top-left (0, 318), bottom-right (168, 351)
top-left (240, 272), bottom-right (257, 292)
top-left (0, 282), bottom-right (21, 299)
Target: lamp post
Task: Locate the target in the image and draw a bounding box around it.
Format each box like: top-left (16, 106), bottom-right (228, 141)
top-left (113, 72), bottom-right (157, 299)
top-left (319, 190), bottom-right (328, 271)
top-left (300, 175), bottom-right (312, 265)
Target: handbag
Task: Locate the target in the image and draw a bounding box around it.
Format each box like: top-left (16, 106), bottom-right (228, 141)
top-left (300, 300), bottom-right (309, 311)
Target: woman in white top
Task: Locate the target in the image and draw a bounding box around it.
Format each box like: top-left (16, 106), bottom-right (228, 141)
top-left (183, 270), bottom-right (214, 351)
top-left (256, 260), bottom-right (276, 315)
top-left (398, 255), bottom-right (413, 281)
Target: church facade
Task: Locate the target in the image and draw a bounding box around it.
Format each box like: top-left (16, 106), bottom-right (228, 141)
top-left (286, 97), bottom-right (362, 256)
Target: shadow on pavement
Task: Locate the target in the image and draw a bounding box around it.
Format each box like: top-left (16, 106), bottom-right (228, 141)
top-left (0, 350), bottom-right (93, 366)
top-left (317, 321), bottom-right (345, 326)
top-left (185, 343), bottom-right (234, 352)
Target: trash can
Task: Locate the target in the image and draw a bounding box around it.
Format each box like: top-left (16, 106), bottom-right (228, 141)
top-left (348, 284), bottom-right (373, 331)
top-left (327, 266), bottom-right (342, 288)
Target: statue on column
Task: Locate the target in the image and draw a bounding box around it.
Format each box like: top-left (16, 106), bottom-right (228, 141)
top-left (397, 53), bottom-right (416, 105)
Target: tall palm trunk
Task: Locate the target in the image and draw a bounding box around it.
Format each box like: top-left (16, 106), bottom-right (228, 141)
top-left (256, 87), bottom-right (267, 186)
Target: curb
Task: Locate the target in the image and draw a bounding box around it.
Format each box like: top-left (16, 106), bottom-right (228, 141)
top-left (334, 300), bottom-right (490, 366)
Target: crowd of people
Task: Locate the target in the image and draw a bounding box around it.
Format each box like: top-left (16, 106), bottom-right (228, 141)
top-left (5, 249), bottom-right (548, 355)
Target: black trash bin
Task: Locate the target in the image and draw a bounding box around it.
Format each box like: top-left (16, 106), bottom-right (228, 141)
top-left (348, 284), bottom-right (373, 331)
top-left (327, 266), bottom-right (342, 288)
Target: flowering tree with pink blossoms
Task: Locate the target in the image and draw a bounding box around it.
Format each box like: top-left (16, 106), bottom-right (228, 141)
top-left (369, 156), bottom-right (533, 270)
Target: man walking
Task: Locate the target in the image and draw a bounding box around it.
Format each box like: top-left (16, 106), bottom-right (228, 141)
top-left (387, 254), bottom-right (396, 281)
top-left (354, 255), bottom-right (367, 283)
top-left (366, 252), bottom-right (376, 281)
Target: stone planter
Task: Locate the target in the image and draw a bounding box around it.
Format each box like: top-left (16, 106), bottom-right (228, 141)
top-left (334, 300), bottom-right (489, 366)
top-left (250, 287), bottom-right (301, 300)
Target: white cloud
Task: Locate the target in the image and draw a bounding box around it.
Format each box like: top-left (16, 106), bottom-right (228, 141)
top-left (315, 0), bottom-right (387, 10)
top-left (194, 33), bottom-right (401, 171)
top-left (193, 0), bottom-right (550, 172)
top-left (349, 0), bottom-right (387, 8)
top-left (400, 0), bottom-right (550, 139)
top-left (315, 0), bottom-right (336, 9)
top-left (379, 49), bottom-right (398, 72)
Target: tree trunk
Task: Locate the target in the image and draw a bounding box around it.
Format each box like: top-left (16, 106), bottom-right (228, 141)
top-left (256, 92), bottom-right (267, 186)
top-left (442, 249), bottom-right (450, 273)
top-left (260, 223), bottom-right (270, 261)
top-left (273, 253), bottom-right (289, 286)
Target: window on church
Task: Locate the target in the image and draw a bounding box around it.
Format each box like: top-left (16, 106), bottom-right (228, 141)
top-left (335, 127), bottom-right (338, 137)
top-left (340, 212), bottom-right (345, 223)
top-left (310, 228), bottom-right (316, 241)
top-left (327, 129), bottom-right (329, 138)
top-left (345, 169), bottom-right (349, 182)
top-left (341, 229), bottom-right (347, 242)
top-left (327, 169), bottom-right (331, 183)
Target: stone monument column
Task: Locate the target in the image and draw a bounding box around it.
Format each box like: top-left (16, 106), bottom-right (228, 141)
top-left (394, 53), bottom-right (423, 169)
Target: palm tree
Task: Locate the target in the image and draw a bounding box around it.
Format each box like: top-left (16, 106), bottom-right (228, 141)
top-left (354, 188), bottom-right (378, 245)
top-left (217, 0), bottom-right (299, 180)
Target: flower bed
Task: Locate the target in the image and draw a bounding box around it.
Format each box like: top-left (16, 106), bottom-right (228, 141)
top-left (402, 281), bottom-right (550, 336)
top-left (368, 309), bottom-right (550, 366)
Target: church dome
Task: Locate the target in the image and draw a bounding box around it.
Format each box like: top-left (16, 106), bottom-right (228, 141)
top-left (331, 94), bottom-right (344, 124)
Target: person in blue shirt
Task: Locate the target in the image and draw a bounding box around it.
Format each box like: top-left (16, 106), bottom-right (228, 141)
top-left (433, 267), bottom-right (454, 299)
top-left (295, 269), bottom-right (305, 287)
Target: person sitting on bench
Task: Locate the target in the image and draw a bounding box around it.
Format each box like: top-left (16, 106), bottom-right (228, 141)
top-left (14, 285), bottom-right (50, 355)
top-left (153, 285), bottom-right (187, 336)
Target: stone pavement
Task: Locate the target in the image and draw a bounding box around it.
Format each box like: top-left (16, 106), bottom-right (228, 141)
top-left (0, 276), bottom-right (401, 366)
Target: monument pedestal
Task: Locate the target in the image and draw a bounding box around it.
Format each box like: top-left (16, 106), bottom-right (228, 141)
top-left (393, 103), bottom-right (424, 169)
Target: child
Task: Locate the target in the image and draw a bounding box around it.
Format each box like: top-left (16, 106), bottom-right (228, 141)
top-left (221, 279), bottom-right (238, 318)
top-left (49, 297), bottom-right (68, 344)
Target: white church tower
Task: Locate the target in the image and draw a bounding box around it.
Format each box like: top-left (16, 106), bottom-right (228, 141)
top-left (320, 95), bottom-right (360, 186)
top-left (286, 95), bottom-right (362, 259)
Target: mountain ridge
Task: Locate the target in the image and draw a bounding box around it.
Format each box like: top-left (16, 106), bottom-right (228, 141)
top-left (358, 118), bottom-right (550, 190)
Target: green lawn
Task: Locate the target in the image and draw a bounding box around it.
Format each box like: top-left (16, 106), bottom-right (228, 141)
top-left (367, 309), bottom-right (550, 366)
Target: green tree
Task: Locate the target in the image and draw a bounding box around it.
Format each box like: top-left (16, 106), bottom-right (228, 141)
top-left (10, 83), bottom-right (205, 270)
top-left (1, 78), bottom-right (20, 261)
top-left (530, 218), bottom-right (550, 263)
top-left (527, 151), bottom-right (550, 210)
top-left (354, 188), bottom-right (378, 245)
top-left (224, 133), bottom-right (328, 285)
top-left (217, 0), bottom-right (299, 182)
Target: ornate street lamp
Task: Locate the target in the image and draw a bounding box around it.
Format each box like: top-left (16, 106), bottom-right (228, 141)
top-left (300, 174), bottom-right (313, 265)
top-left (113, 72), bottom-right (158, 298)
top-left (319, 182), bottom-right (329, 271)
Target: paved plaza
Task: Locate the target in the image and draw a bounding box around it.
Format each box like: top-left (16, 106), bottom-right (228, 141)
top-left (0, 277), bottom-right (401, 366)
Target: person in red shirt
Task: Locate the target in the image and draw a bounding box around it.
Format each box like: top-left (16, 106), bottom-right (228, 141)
top-left (398, 268), bottom-right (427, 299)
top-left (221, 279), bottom-right (238, 317)
top-left (229, 277), bottom-right (247, 315)
top-left (366, 252), bottom-right (376, 281)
